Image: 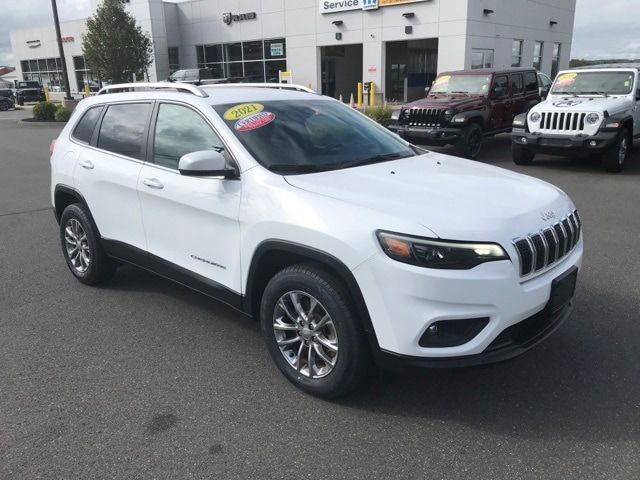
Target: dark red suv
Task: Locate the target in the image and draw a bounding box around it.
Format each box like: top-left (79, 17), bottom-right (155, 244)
top-left (389, 68), bottom-right (542, 158)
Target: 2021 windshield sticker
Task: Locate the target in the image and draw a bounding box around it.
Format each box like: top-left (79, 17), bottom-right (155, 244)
top-left (223, 103), bottom-right (264, 121)
top-left (235, 111), bottom-right (276, 132)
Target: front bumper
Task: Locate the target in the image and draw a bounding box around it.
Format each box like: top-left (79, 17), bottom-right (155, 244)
top-left (352, 239), bottom-right (582, 367)
top-left (389, 124), bottom-right (462, 146)
top-left (512, 128), bottom-right (618, 155)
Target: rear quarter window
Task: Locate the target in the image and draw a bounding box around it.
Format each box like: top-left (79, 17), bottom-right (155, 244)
top-left (72, 105), bottom-right (104, 144)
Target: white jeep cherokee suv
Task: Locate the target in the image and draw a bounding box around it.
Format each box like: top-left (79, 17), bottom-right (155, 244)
top-left (51, 82), bottom-right (583, 398)
top-left (512, 63), bottom-right (640, 172)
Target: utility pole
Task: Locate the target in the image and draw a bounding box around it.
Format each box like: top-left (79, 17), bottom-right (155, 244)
top-left (50, 0), bottom-right (73, 100)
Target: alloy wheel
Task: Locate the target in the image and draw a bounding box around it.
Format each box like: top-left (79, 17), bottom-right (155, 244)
top-left (273, 291), bottom-right (338, 379)
top-left (64, 218), bottom-right (91, 273)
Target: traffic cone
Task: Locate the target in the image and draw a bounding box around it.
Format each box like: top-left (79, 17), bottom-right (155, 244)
top-left (349, 93), bottom-right (355, 108)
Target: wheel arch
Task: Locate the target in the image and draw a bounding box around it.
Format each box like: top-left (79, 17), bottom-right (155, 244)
top-left (244, 240), bottom-right (380, 350)
top-left (53, 185), bottom-right (102, 237)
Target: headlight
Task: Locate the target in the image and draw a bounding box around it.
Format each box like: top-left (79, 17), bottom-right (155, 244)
top-left (443, 109), bottom-right (456, 121)
top-left (377, 231), bottom-right (509, 270)
top-left (529, 111), bottom-right (541, 123)
top-left (585, 113), bottom-right (601, 125)
top-left (391, 109), bottom-right (401, 121)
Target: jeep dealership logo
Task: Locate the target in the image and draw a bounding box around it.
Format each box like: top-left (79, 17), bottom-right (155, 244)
top-left (553, 100), bottom-right (582, 108)
top-left (222, 11), bottom-right (257, 25)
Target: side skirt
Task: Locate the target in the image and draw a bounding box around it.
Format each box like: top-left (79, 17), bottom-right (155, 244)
top-left (101, 239), bottom-right (246, 314)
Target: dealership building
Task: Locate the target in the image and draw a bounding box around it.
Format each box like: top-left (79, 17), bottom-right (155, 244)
top-left (10, 0), bottom-right (576, 101)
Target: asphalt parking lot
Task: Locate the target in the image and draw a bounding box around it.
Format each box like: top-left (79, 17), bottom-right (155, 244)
top-left (1, 109), bottom-right (639, 479)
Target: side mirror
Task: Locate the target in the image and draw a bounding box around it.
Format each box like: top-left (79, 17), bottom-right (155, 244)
top-left (540, 86), bottom-right (550, 99)
top-left (178, 150), bottom-right (237, 178)
top-left (492, 86), bottom-right (508, 98)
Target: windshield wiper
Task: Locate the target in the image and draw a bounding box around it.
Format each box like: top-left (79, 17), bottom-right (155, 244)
top-left (340, 152), bottom-right (410, 170)
top-left (267, 164), bottom-right (338, 174)
top-left (577, 91), bottom-right (609, 97)
top-left (450, 91), bottom-right (469, 94)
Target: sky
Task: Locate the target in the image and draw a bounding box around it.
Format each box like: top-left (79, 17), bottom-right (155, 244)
top-left (0, 0), bottom-right (638, 67)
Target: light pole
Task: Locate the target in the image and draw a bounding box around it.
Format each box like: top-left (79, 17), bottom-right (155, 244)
top-left (50, 0), bottom-right (73, 100)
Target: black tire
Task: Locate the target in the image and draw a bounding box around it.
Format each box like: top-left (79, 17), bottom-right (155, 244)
top-left (455, 122), bottom-right (484, 159)
top-left (0, 101), bottom-right (8, 111)
top-left (260, 264), bottom-right (370, 399)
top-left (59, 204), bottom-right (116, 285)
top-left (602, 128), bottom-right (631, 173)
top-left (512, 142), bottom-right (535, 165)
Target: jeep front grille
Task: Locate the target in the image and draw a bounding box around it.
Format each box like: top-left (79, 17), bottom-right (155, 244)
top-left (401, 108), bottom-right (445, 127)
top-left (513, 210), bottom-right (581, 277)
top-left (537, 112), bottom-right (587, 134)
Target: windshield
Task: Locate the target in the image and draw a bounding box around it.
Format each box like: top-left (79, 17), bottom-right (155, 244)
top-left (551, 71), bottom-right (635, 95)
top-left (429, 74), bottom-right (491, 94)
top-left (213, 100), bottom-right (416, 173)
top-left (18, 82), bottom-right (38, 88)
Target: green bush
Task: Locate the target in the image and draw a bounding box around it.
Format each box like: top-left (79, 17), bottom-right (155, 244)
top-left (362, 105), bottom-right (394, 127)
top-left (32, 101), bottom-right (57, 121)
top-left (54, 105), bottom-right (72, 122)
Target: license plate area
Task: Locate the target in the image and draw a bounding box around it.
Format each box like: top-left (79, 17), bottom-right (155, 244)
top-left (548, 266), bottom-right (578, 314)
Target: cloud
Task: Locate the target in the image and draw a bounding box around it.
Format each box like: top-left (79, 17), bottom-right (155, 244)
top-left (571, 0), bottom-right (640, 59)
top-left (0, 0), bottom-right (90, 65)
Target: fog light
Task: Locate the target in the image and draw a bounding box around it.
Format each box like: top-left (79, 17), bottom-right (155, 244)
top-left (427, 324), bottom-right (439, 335)
top-left (589, 140), bottom-right (597, 147)
top-left (521, 137), bottom-right (528, 144)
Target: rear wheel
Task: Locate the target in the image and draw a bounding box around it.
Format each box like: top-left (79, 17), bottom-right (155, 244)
top-left (602, 128), bottom-right (631, 173)
top-left (456, 123), bottom-right (483, 159)
top-left (260, 264), bottom-right (370, 398)
top-left (59, 204), bottom-right (116, 285)
top-left (512, 142), bottom-right (535, 165)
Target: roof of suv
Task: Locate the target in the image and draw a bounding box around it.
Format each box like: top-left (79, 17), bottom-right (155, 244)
top-left (574, 63), bottom-right (640, 71)
top-left (439, 67), bottom-right (537, 76)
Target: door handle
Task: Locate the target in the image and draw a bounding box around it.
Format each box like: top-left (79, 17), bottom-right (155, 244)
top-left (79, 159), bottom-right (94, 170)
top-left (143, 178), bottom-right (164, 190)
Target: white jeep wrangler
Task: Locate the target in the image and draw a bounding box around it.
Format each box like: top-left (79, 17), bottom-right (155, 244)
top-left (512, 64), bottom-right (640, 172)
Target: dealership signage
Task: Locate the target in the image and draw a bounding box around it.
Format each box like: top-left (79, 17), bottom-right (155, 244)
top-left (320, 0), bottom-right (428, 13)
top-left (222, 11), bottom-right (257, 25)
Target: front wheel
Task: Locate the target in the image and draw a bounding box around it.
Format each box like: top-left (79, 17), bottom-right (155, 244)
top-left (512, 142), bottom-right (535, 165)
top-left (260, 264), bottom-right (370, 398)
top-left (455, 123), bottom-right (484, 159)
top-left (0, 102), bottom-right (8, 112)
top-left (602, 128), bottom-right (631, 173)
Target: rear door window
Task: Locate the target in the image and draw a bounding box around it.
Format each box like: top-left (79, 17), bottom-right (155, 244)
top-left (510, 74), bottom-right (524, 94)
top-left (97, 103), bottom-right (151, 160)
top-left (524, 72), bottom-right (538, 92)
top-left (72, 105), bottom-right (104, 144)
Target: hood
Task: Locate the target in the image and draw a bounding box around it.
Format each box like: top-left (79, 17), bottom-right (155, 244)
top-left (404, 95), bottom-right (484, 110)
top-left (536, 95), bottom-right (631, 115)
top-left (284, 153), bottom-right (573, 241)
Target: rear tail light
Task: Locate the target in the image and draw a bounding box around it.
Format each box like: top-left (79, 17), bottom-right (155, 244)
top-left (49, 139), bottom-right (56, 155)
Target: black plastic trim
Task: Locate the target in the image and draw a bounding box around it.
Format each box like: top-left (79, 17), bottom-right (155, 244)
top-left (244, 240), bottom-right (380, 350)
top-left (101, 239), bottom-right (244, 312)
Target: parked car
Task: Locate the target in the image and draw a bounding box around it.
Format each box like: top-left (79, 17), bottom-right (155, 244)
top-left (388, 68), bottom-right (542, 158)
top-left (0, 85), bottom-right (14, 100)
top-left (0, 95), bottom-right (14, 111)
top-left (50, 82), bottom-right (583, 398)
top-left (167, 68), bottom-right (229, 86)
top-left (15, 80), bottom-right (45, 104)
top-left (512, 63), bottom-right (640, 172)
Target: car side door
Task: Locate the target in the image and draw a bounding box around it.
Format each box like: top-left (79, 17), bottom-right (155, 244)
top-left (136, 101), bottom-right (242, 295)
top-left (633, 73), bottom-right (640, 137)
top-left (488, 75), bottom-right (510, 130)
top-left (509, 73), bottom-right (527, 117)
top-left (73, 102), bottom-right (151, 251)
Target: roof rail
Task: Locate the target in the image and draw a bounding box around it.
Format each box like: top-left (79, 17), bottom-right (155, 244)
top-left (202, 83), bottom-right (316, 94)
top-left (97, 82), bottom-right (208, 98)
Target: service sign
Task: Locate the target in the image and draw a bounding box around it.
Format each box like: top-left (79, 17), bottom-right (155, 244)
top-left (320, 0), bottom-right (428, 13)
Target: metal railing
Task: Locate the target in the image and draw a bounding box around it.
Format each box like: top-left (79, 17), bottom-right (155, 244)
top-left (97, 82), bottom-right (208, 98)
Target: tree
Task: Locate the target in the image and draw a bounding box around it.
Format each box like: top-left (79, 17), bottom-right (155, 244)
top-left (82, 0), bottom-right (153, 84)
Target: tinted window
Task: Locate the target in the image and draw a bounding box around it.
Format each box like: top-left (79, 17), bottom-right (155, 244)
top-left (524, 72), bottom-right (538, 91)
top-left (153, 103), bottom-right (224, 170)
top-left (72, 105), bottom-right (103, 143)
top-left (97, 103), bottom-right (151, 159)
top-left (493, 75), bottom-right (509, 97)
top-left (213, 100), bottom-right (415, 172)
top-left (510, 74), bottom-right (523, 94)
